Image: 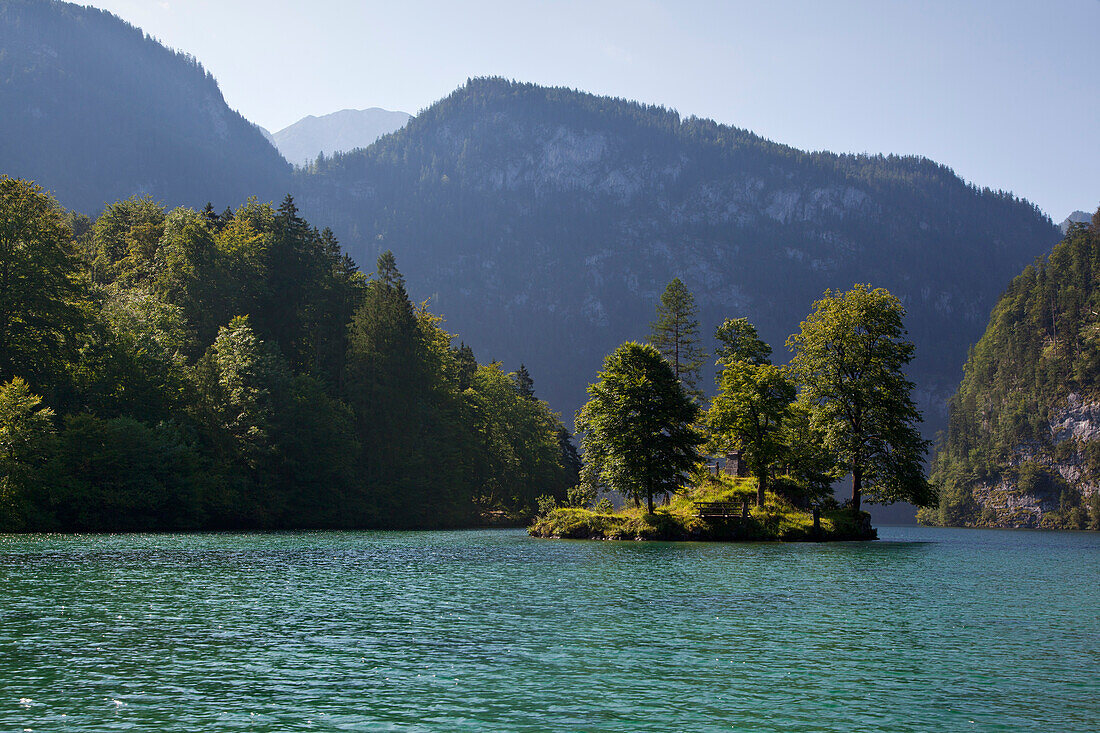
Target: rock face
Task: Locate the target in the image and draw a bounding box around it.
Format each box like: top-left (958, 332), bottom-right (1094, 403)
top-left (964, 396), bottom-right (1100, 528)
top-left (272, 108), bottom-right (412, 167)
top-left (923, 217), bottom-right (1100, 530)
top-left (1061, 210), bottom-right (1093, 234)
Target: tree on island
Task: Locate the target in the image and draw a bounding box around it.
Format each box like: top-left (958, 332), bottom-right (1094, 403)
top-left (650, 278), bottom-right (706, 402)
top-left (786, 284), bottom-right (932, 512)
top-left (707, 318), bottom-right (795, 507)
top-left (575, 342), bottom-right (703, 513)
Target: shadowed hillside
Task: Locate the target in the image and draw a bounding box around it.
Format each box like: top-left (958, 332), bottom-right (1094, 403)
top-left (298, 78), bottom-right (1061, 429)
top-left (0, 0), bottom-right (290, 214)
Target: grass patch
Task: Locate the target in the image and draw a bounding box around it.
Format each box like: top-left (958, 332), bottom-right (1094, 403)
top-left (530, 476), bottom-right (875, 542)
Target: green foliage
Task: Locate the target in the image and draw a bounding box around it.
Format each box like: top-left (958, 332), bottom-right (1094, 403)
top-left (0, 180), bottom-right (575, 531)
top-left (787, 284), bottom-right (932, 510)
top-left (535, 494), bottom-right (558, 518)
top-left (650, 278), bottom-right (707, 401)
top-left (0, 378), bottom-right (56, 530)
top-left (929, 211), bottom-right (1100, 528)
top-left (466, 363), bottom-right (574, 517)
top-left (778, 403), bottom-right (841, 505)
top-left (0, 177), bottom-right (86, 392)
top-left (576, 342), bottom-right (703, 513)
top-left (530, 478), bottom-right (874, 541)
top-left (707, 322), bottom-right (795, 506)
top-left (715, 318), bottom-right (771, 366)
top-left (45, 415), bottom-right (204, 532)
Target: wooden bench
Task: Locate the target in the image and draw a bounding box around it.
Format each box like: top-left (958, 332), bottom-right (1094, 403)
top-left (694, 501), bottom-right (748, 518)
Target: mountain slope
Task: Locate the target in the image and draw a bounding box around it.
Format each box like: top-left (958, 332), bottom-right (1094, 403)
top-left (298, 78), bottom-right (1061, 428)
top-left (921, 212), bottom-right (1100, 529)
top-left (272, 108), bottom-right (412, 167)
top-left (0, 0), bottom-right (289, 214)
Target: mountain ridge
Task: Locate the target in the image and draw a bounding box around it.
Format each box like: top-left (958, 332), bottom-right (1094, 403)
top-left (0, 0), bottom-right (290, 215)
top-left (297, 77), bottom-right (1059, 433)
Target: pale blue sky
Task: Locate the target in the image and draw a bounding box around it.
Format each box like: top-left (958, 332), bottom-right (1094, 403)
top-left (84, 0), bottom-right (1098, 219)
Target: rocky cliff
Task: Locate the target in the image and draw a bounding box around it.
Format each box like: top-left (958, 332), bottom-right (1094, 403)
top-left (922, 212), bottom-right (1100, 529)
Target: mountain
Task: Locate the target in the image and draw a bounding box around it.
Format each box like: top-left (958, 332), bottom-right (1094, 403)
top-left (1062, 210), bottom-right (1094, 234)
top-left (0, 0), bottom-right (289, 215)
top-left (272, 108), bottom-right (412, 167)
top-left (920, 210), bottom-right (1100, 529)
top-left (297, 78), bottom-right (1061, 433)
top-left (0, 3), bottom-right (1063, 453)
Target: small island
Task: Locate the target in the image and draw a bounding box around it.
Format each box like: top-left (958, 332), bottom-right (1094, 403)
top-left (531, 280), bottom-right (933, 543)
top-left (530, 472), bottom-right (875, 541)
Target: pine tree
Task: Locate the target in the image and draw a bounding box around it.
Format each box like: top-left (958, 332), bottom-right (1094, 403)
top-left (649, 278), bottom-right (706, 401)
top-left (512, 363), bottom-right (535, 399)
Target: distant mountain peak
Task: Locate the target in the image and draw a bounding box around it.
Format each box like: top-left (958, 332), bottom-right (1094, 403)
top-left (1061, 210), bottom-right (1094, 234)
top-left (271, 108), bottom-right (412, 167)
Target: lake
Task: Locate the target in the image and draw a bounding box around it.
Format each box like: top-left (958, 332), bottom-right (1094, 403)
top-left (1, 527), bottom-right (1097, 731)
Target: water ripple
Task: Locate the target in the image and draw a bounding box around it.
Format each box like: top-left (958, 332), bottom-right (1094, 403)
top-left (0, 527), bottom-right (1097, 731)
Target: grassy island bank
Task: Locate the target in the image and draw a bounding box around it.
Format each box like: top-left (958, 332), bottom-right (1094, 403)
top-left (529, 477), bottom-right (876, 542)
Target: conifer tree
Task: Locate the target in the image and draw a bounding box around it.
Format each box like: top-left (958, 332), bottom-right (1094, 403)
top-left (512, 364), bottom-right (535, 399)
top-left (650, 278), bottom-right (706, 401)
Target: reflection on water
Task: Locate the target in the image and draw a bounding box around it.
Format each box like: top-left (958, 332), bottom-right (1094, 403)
top-left (1, 527), bottom-right (1097, 731)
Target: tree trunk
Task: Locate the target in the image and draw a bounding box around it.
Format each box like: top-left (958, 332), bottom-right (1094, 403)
top-left (851, 467), bottom-right (862, 514)
top-left (756, 469), bottom-right (766, 507)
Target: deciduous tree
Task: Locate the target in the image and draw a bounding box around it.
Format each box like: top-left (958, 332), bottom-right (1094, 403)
top-left (707, 318), bottom-right (795, 506)
top-left (576, 342), bottom-right (702, 513)
top-left (786, 285), bottom-right (931, 512)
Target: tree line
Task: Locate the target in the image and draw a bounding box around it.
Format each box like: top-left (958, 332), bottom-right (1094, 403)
top-left (0, 176), bottom-right (578, 531)
top-left (573, 277), bottom-right (934, 515)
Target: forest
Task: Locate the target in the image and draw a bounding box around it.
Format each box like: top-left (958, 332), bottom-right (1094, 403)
top-left (0, 177), bottom-right (578, 531)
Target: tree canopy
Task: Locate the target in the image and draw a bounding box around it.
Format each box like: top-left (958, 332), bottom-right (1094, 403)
top-left (576, 342), bottom-right (702, 513)
top-left (0, 178), bottom-right (578, 531)
top-left (707, 318), bottom-right (795, 506)
top-left (786, 284), bottom-right (932, 511)
top-left (649, 278), bottom-right (706, 402)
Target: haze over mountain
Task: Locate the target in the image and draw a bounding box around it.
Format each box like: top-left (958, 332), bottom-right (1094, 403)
top-left (272, 108), bottom-right (413, 167)
top-left (298, 78), bottom-right (1060, 431)
top-left (1, 2), bottom-right (1062, 453)
top-left (0, 0), bottom-right (290, 215)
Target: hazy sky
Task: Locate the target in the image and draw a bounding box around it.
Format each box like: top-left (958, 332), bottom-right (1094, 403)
top-left (83, 0), bottom-right (1098, 219)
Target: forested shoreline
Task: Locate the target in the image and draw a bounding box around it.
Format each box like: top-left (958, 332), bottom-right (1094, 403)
top-left (921, 210), bottom-right (1100, 529)
top-left (0, 177), bottom-right (578, 531)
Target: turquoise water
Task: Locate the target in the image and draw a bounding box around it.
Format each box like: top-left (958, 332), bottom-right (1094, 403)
top-left (0, 527), bottom-right (1097, 732)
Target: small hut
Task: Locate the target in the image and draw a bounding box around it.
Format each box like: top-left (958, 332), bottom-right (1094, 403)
top-left (723, 449), bottom-right (749, 478)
